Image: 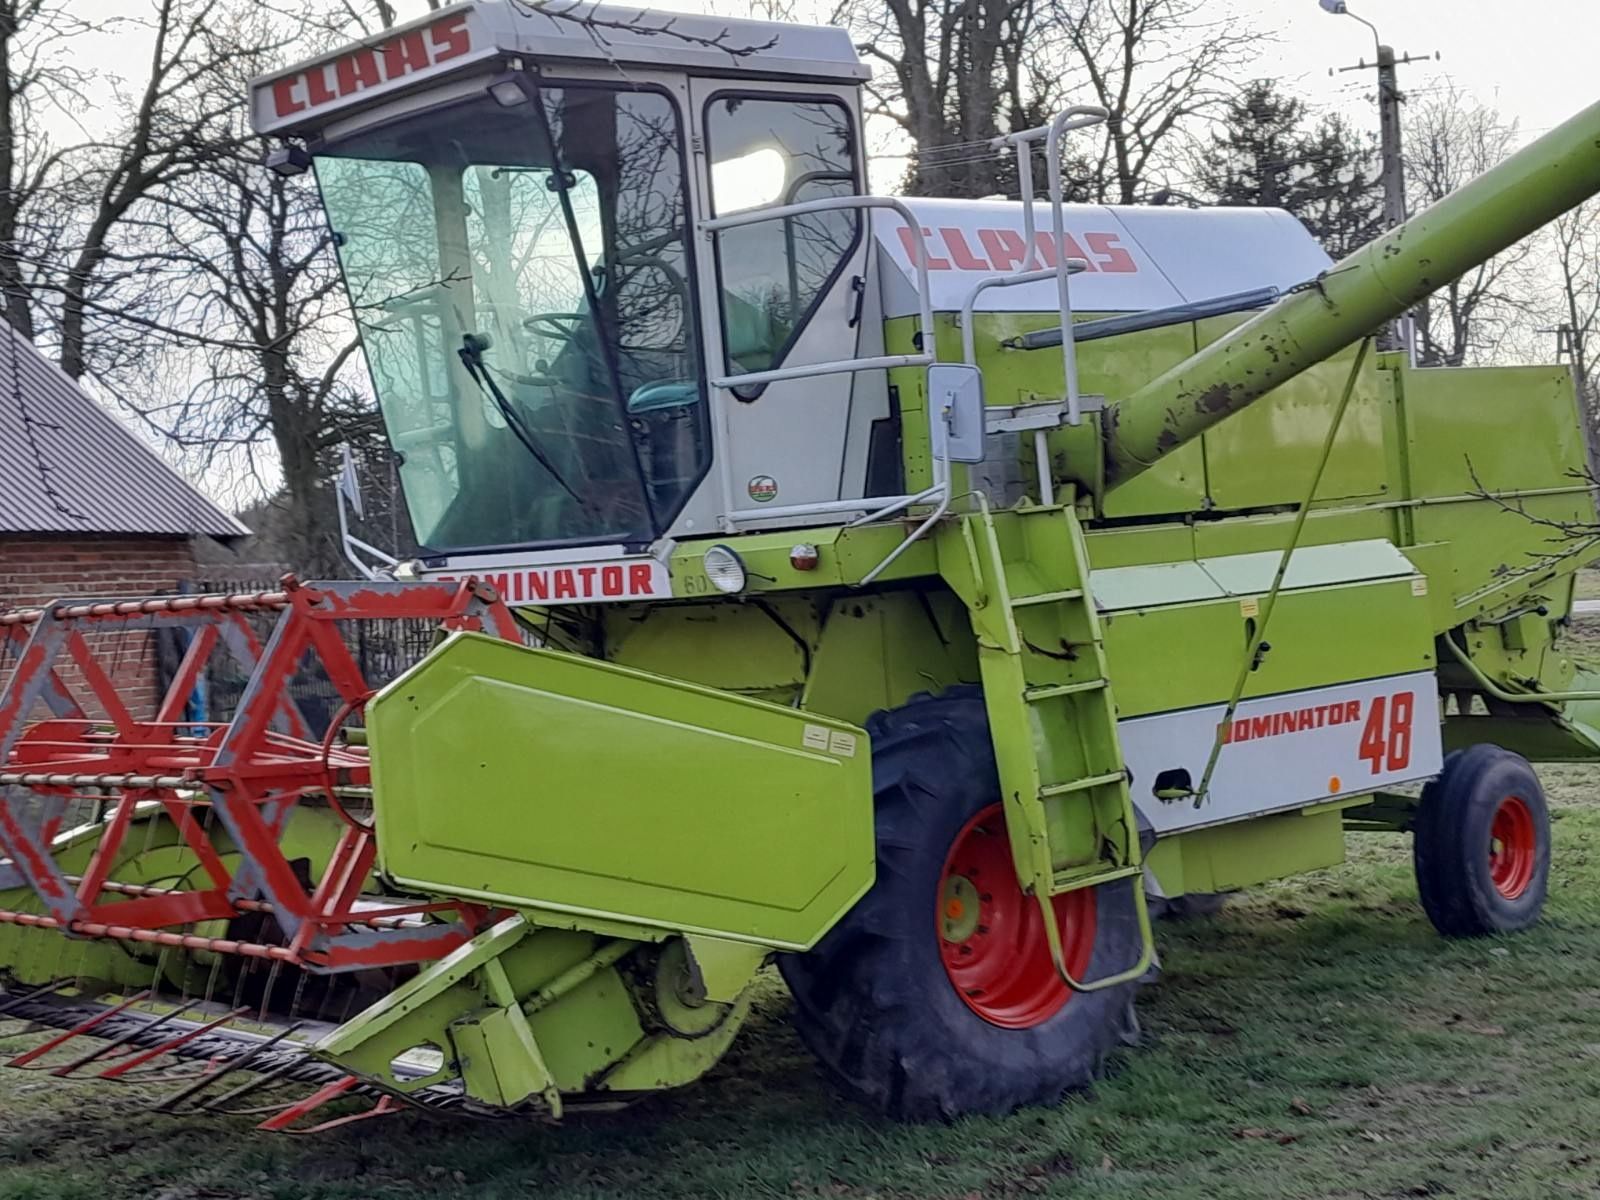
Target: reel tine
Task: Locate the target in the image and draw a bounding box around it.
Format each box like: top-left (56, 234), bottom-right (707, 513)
top-left (150, 946), bottom-right (173, 1009)
top-left (257, 958), bottom-right (284, 1028)
top-left (228, 953), bottom-right (250, 1014)
top-left (176, 942), bottom-right (193, 1010)
top-left (337, 983), bottom-right (357, 1027)
top-left (287, 967), bottom-right (309, 1027)
top-left (202, 954), bottom-right (223, 1013)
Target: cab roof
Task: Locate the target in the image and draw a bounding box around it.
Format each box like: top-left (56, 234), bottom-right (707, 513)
top-left (250, 1), bottom-right (867, 138)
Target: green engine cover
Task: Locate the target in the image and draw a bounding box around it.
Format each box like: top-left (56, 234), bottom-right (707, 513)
top-left (367, 632), bottom-right (874, 951)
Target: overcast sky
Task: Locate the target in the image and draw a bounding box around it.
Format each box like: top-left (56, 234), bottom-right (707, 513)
top-left (67, 0), bottom-right (1600, 156)
top-left (1228, 0), bottom-right (1597, 144)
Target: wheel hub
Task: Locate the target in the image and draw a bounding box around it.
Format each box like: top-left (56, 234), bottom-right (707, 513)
top-left (936, 803), bottom-right (1097, 1029)
top-left (1488, 794), bottom-right (1537, 900)
top-left (940, 875), bottom-right (982, 944)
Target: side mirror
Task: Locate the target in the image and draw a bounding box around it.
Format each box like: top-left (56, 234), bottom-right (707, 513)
top-left (927, 363), bottom-right (986, 464)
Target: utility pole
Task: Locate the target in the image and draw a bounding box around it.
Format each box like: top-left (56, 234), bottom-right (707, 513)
top-left (1374, 46), bottom-right (1406, 234)
top-left (1321, 2), bottom-right (1437, 356)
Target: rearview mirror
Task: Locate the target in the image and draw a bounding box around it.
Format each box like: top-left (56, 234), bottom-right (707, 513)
top-left (927, 363), bottom-right (986, 464)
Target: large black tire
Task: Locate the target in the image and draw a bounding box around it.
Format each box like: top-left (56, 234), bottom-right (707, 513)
top-left (1148, 891), bottom-right (1229, 921)
top-left (1414, 744), bottom-right (1551, 937)
top-left (779, 689), bottom-right (1146, 1121)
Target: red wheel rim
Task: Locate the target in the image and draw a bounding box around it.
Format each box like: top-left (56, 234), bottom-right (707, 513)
top-left (1488, 795), bottom-right (1537, 900)
top-left (937, 803), bottom-right (1096, 1029)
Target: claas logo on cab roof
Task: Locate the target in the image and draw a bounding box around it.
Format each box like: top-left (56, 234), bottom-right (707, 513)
top-left (268, 13), bottom-right (473, 120)
top-left (895, 225), bottom-right (1139, 274)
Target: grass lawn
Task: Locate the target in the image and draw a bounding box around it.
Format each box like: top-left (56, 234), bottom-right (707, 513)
top-left (7, 652), bottom-right (1600, 1197)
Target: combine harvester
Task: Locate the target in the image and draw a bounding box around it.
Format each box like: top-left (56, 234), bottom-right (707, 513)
top-left (4, 0), bottom-right (1600, 1128)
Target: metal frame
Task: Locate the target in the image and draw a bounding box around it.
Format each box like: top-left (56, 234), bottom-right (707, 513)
top-left (989, 105), bottom-right (1109, 428)
top-left (0, 578), bottom-right (519, 974)
top-left (702, 195), bottom-right (950, 545)
top-left (701, 195), bottom-right (936, 394)
top-left (959, 265), bottom-right (1088, 507)
top-left (700, 87), bottom-right (864, 400)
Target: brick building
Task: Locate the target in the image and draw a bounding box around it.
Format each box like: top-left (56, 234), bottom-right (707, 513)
top-left (0, 325), bottom-right (248, 714)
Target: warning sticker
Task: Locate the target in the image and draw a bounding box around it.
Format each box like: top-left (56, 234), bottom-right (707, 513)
top-left (1239, 596), bottom-right (1260, 618)
top-left (802, 724), bottom-right (830, 752)
top-left (828, 730), bottom-right (858, 758)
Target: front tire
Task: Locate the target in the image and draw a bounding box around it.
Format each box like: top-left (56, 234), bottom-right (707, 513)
top-left (779, 690), bottom-right (1145, 1121)
top-left (1414, 744), bottom-right (1550, 937)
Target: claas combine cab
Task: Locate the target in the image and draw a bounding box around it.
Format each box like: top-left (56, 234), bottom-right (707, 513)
top-left (5, 0), bottom-right (1600, 1128)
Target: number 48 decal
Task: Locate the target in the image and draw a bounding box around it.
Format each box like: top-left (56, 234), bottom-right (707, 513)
top-left (1359, 691), bottom-right (1414, 774)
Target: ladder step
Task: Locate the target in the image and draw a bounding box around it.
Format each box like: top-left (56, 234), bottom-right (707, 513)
top-left (1049, 863), bottom-right (1144, 895)
top-left (1038, 770), bottom-right (1126, 799)
top-left (1009, 588), bottom-right (1084, 608)
top-left (1024, 679), bottom-right (1108, 702)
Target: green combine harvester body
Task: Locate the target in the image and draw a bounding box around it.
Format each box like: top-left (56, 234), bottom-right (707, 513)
top-left (2, 0), bottom-right (1599, 1127)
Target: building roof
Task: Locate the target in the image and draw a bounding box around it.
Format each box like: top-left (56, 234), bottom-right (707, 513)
top-left (0, 325), bottom-right (249, 539)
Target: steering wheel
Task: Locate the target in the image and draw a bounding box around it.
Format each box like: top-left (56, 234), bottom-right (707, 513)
top-left (521, 312), bottom-right (588, 342)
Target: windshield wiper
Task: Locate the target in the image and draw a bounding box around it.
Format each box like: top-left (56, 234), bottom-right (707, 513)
top-left (527, 87), bottom-right (661, 530)
top-left (457, 332), bottom-right (584, 506)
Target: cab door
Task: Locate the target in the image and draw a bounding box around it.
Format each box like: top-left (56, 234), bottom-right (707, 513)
top-left (685, 78), bottom-right (873, 526)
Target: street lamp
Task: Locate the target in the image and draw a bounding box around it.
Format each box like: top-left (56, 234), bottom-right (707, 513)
top-left (1318, 0), bottom-right (1380, 53)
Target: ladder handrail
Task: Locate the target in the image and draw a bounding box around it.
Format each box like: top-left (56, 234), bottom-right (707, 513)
top-left (699, 194), bottom-right (937, 391)
top-left (958, 262), bottom-right (1090, 507)
top-left (989, 106), bottom-right (1109, 427)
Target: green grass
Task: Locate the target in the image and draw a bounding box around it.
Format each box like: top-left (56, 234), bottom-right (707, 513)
top-left (9, 727), bottom-right (1600, 1194)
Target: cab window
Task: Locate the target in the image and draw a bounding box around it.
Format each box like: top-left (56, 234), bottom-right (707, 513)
top-left (705, 95), bottom-right (859, 381)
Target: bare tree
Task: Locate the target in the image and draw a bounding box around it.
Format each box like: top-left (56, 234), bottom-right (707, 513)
top-left (0, 0), bottom-right (101, 343)
top-left (1537, 201), bottom-right (1600, 423)
top-left (0, 0), bottom-right (283, 386)
top-left (105, 3), bottom-right (383, 571)
top-left (1405, 85), bottom-right (1533, 367)
top-left (134, 161), bottom-right (373, 568)
top-left (852, 0), bottom-right (1256, 202)
top-left (1059, 0), bottom-right (1257, 204)
top-left (850, 0), bottom-right (1060, 197)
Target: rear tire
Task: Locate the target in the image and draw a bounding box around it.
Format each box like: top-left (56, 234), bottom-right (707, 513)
top-left (779, 689), bottom-right (1145, 1121)
top-left (1414, 744), bottom-right (1550, 937)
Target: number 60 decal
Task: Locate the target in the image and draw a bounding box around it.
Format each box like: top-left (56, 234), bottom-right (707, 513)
top-left (1358, 691), bottom-right (1414, 774)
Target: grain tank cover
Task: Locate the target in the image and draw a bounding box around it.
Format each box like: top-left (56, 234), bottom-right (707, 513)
top-left (874, 199), bottom-right (1332, 317)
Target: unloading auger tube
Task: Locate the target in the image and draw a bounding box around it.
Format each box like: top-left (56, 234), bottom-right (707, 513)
top-left (1099, 97), bottom-right (1600, 485)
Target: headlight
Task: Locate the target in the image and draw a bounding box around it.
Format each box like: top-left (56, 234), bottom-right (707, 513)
top-left (703, 545), bottom-right (747, 594)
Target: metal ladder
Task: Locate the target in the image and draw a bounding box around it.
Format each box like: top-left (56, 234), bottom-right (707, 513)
top-left (944, 496), bottom-right (1154, 991)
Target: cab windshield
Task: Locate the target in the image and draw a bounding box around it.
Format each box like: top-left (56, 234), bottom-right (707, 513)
top-left (315, 83), bottom-right (707, 552)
